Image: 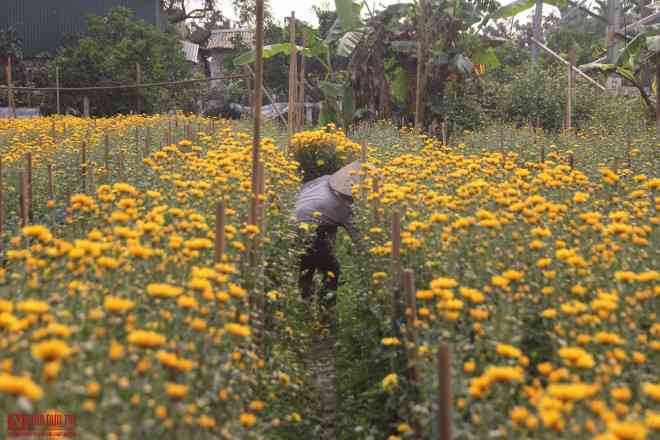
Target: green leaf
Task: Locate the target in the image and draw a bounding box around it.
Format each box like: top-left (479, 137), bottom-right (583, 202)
top-left (320, 99), bottom-right (338, 126)
top-left (391, 67), bottom-right (410, 106)
top-left (472, 47), bottom-right (500, 70)
top-left (335, 0), bottom-right (362, 32)
top-left (616, 33), bottom-right (645, 69)
top-left (490, 0), bottom-right (535, 19)
top-left (319, 80), bottom-right (345, 98)
top-left (646, 35), bottom-right (660, 55)
top-left (579, 62), bottom-right (617, 72)
top-left (233, 43), bottom-right (307, 66)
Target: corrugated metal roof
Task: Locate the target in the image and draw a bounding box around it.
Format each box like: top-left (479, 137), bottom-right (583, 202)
top-left (2, 0), bottom-right (161, 57)
top-left (181, 40), bottom-right (199, 63)
top-left (206, 28), bottom-right (254, 50)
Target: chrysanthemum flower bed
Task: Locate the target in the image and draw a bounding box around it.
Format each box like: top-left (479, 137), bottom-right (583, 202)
top-left (351, 130), bottom-right (659, 439)
top-left (0, 115), bottom-right (308, 438)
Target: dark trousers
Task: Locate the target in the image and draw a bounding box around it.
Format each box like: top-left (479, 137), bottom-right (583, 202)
top-left (299, 224), bottom-right (340, 308)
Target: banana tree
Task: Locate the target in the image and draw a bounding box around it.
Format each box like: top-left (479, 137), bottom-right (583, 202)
top-left (580, 23), bottom-right (660, 116)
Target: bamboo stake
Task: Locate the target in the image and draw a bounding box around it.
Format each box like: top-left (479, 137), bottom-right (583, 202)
top-left (298, 33), bottom-right (306, 128)
top-left (566, 47), bottom-right (576, 132)
top-left (215, 202), bottom-right (226, 263)
top-left (26, 153), bottom-right (33, 223)
top-left (403, 268), bottom-right (421, 438)
top-left (287, 12), bottom-right (297, 146)
top-left (437, 343), bottom-right (452, 440)
top-left (81, 142), bottom-right (87, 193)
top-left (252, 0), bottom-right (265, 198)
top-left (246, 65), bottom-right (287, 126)
top-left (530, 38), bottom-right (606, 91)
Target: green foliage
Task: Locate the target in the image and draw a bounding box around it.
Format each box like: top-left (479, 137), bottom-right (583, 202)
top-left (488, 63), bottom-right (603, 131)
top-left (49, 7), bottom-right (198, 116)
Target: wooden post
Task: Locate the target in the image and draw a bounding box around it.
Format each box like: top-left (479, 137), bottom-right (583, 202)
top-left (566, 47), bottom-right (576, 132)
top-left (569, 153), bottom-right (574, 171)
top-left (83, 96), bottom-right (90, 118)
top-left (6, 56), bottom-right (16, 118)
top-left (56, 66), bottom-right (61, 115)
top-left (540, 144), bottom-right (545, 164)
top-left (136, 63), bottom-right (142, 114)
top-left (25, 153), bottom-right (32, 223)
top-left (298, 33), bottom-right (306, 129)
top-left (287, 12), bottom-right (297, 145)
top-left (437, 343), bottom-right (452, 440)
top-left (441, 119), bottom-right (447, 145)
top-left (403, 269), bottom-right (417, 346)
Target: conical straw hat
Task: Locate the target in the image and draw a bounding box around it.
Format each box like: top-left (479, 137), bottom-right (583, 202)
top-left (328, 160), bottom-right (362, 197)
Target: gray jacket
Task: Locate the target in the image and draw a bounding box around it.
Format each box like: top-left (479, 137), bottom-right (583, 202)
top-left (294, 175), bottom-right (360, 243)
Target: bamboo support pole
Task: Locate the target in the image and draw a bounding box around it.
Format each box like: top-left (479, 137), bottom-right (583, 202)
top-left (404, 271), bottom-right (422, 439)
top-left (252, 0), bottom-right (265, 199)
top-left (287, 12), bottom-right (297, 146)
top-left (245, 65), bottom-right (287, 126)
top-left (531, 38), bottom-right (606, 91)
top-left (437, 343), bottom-right (452, 440)
top-left (566, 47), bottom-right (576, 132)
top-left (298, 33), bottom-right (306, 128)
top-left (26, 153), bottom-right (33, 223)
top-left (81, 142), bottom-right (87, 193)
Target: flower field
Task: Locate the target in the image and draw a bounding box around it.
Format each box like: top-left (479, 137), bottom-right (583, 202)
top-left (0, 116), bottom-right (657, 439)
